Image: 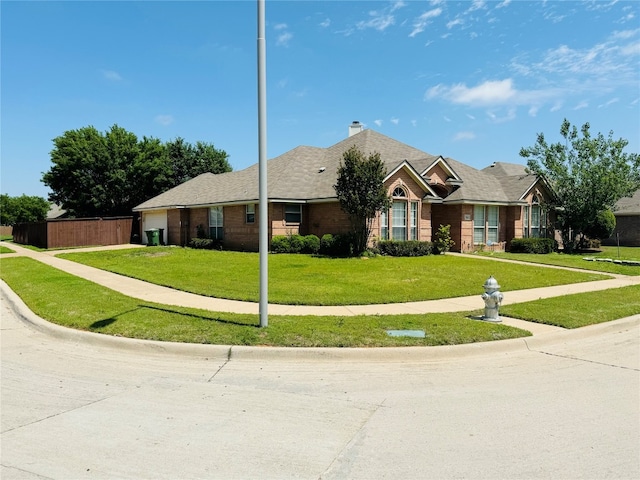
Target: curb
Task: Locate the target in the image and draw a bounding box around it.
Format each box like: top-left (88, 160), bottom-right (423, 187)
top-left (3, 279), bottom-right (639, 362)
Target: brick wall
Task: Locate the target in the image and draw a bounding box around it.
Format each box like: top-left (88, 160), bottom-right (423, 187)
top-left (432, 204), bottom-right (463, 251)
top-left (307, 202), bottom-right (351, 238)
top-left (224, 204), bottom-right (260, 251)
top-left (602, 215), bottom-right (640, 246)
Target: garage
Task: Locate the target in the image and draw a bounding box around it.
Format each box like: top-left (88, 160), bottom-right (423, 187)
top-left (141, 210), bottom-right (168, 245)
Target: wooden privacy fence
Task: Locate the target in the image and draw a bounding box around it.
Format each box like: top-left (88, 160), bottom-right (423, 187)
top-left (13, 216), bottom-right (134, 249)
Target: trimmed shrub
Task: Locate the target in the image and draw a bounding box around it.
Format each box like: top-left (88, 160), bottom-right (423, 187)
top-left (320, 233), bottom-right (354, 257)
top-left (509, 237), bottom-right (556, 254)
top-left (378, 240), bottom-right (433, 257)
top-left (271, 235), bottom-right (289, 253)
top-left (188, 238), bottom-right (223, 250)
top-left (288, 234), bottom-right (304, 253)
top-left (433, 224), bottom-right (454, 254)
top-left (302, 235), bottom-right (320, 254)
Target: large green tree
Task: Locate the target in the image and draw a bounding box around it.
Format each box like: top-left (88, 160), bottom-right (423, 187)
top-left (520, 119), bottom-right (640, 251)
top-left (334, 145), bottom-right (392, 255)
top-left (165, 137), bottom-right (231, 186)
top-left (0, 194), bottom-right (50, 225)
top-left (42, 125), bottom-right (231, 217)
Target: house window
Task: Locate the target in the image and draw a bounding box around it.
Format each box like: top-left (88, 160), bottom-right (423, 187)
top-left (524, 196), bottom-right (546, 238)
top-left (487, 206), bottom-right (499, 243)
top-left (474, 205), bottom-right (499, 244)
top-left (209, 206), bottom-right (224, 240)
top-left (410, 202), bottom-right (418, 240)
top-left (285, 204), bottom-right (301, 223)
top-left (473, 205), bottom-right (485, 244)
top-left (380, 209), bottom-right (389, 240)
top-left (393, 186), bottom-right (406, 198)
top-left (392, 201), bottom-right (407, 241)
top-left (246, 204), bottom-right (255, 224)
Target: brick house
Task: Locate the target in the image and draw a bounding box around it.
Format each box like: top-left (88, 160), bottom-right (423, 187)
top-left (133, 122), bottom-right (555, 252)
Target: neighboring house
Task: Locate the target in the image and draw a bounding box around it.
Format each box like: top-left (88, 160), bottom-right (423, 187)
top-left (133, 122), bottom-right (555, 252)
top-left (602, 189), bottom-right (640, 247)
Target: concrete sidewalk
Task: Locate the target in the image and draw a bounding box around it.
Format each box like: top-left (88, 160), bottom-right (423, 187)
top-left (2, 241), bottom-right (639, 335)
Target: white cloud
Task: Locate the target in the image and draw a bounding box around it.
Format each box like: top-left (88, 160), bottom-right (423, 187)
top-left (274, 23), bottom-right (288, 30)
top-left (443, 116), bottom-right (451, 122)
top-left (374, 119), bottom-right (383, 126)
top-left (319, 18), bottom-right (331, 28)
top-left (357, 12), bottom-right (395, 31)
top-left (598, 98), bottom-right (620, 108)
top-left (426, 79), bottom-right (516, 106)
top-left (391, 1), bottom-right (407, 12)
top-left (528, 105), bottom-right (539, 117)
top-left (409, 8), bottom-right (442, 37)
top-left (277, 78), bottom-right (288, 88)
top-left (391, 117), bottom-right (399, 125)
top-left (155, 115), bottom-right (174, 126)
top-left (496, 0), bottom-right (511, 8)
top-left (466, 113), bottom-right (476, 120)
top-left (573, 100), bottom-right (589, 110)
top-left (467, 1), bottom-right (486, 13)
top-left (453, 131), bottom-right (476, 141)
top-left (411, 119), bottom-right (417, 127)
top-left (447, 18), bottom-right (463, 29)
top-left (102, 70), bottom-right (122, 82)
top-left (276, 31), bottom-right (293, 47)
top-left (486, 108), bottom-right (516, 123)
top-left (550, 101), bottom-right (563, 112)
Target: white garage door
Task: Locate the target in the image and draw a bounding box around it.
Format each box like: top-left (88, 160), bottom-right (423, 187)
top-left (142, 210), bottom-right (168, 245)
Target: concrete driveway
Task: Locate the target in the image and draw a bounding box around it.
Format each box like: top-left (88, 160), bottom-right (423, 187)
top-left (1, 289), bottom-right (639, 479)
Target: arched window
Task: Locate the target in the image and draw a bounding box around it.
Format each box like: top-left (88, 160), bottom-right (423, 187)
top-left (392, 186), bottom-right (406, 197)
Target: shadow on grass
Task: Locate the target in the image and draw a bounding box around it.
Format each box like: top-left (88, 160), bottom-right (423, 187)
top-left (141, 304), bottom-right (260, 328)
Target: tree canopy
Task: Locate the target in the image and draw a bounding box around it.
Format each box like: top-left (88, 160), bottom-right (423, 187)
top-left (520, 119), bottom-right (640, 251)
top-left (42, 125), bottom-right (232, 217)
top-left (0, 194), bottom-right (50, 225)
top-left (334, 145), bottom-right (392, 255)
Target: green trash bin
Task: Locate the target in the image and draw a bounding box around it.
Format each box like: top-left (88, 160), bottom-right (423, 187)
top-left (145, 229), bottom-right (159, 246)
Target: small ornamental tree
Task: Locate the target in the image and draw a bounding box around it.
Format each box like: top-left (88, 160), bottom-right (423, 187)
top-left (334, 145), bottom-right (392, 255)
top-left (520, 119), bottom-right (640, 252)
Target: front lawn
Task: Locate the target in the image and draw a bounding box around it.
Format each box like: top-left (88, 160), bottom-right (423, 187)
top-left (500, 284), bottom-right (640, 328)
top-left (57, 247), bottom-right (608, 305)
top-left (476, 246), bottom-right (640, 275)
top-left (0, 245), bottom-right (14, 254)
top-left (0, 257), bottom-right (529, 347)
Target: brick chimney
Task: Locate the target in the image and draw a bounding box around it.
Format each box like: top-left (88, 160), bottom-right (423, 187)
top-left (349, 121), bottom-right (364, 137)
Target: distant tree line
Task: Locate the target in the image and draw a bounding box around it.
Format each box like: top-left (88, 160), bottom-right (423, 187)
top-left (0, 194), bottom-right (50, 226)
top-left (41, 124), bottom-right (232, 218)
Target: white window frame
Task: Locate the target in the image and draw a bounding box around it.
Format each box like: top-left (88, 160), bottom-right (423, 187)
top-left (380, 209), bottom-right (389, 240)
top-left (285, 204), bottom-right (301, 224)
top-left (474, 205), bottom-right (499, 245)
top-left (410, 202), bottom-right (418, 241)
top-left (246, 204), bottom-right (255, 224)
top-left (209, 206), bottom-right (224, 240)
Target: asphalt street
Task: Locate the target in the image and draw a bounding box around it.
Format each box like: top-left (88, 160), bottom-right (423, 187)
top-left (1, 286), bottom-right (639, 479)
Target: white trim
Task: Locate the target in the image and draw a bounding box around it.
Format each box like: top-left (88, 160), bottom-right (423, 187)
top-left (420, 156), bottom-right (463, 182)
top-left (385, 160), bottom-right (440, 198)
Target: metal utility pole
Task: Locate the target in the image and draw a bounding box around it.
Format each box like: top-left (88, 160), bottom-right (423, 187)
top-left (257, 0), bottom-right (268, 327)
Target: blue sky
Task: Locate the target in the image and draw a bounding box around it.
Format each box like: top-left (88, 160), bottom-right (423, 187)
top-left (2, 0), bottom-right (639, 199)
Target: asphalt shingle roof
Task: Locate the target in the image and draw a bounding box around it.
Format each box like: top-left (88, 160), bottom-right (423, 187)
top-left (134, 130), bottom-right (541, 211)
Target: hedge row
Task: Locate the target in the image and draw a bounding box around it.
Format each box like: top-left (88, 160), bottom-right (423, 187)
top-left (377, 240), bottom-right (434, 257)
top-left (271, 234), bottom-right (321, 254)
top-left (509, 237), bottom-right (556, 254)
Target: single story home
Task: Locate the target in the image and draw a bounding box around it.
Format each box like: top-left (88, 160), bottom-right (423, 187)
top-left (602, 189), bottom-right (640, 247)
top-left (133, 122), bottom-right (555, 252)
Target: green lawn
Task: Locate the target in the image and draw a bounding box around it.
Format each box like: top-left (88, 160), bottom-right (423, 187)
top-left (476, 246), bottom-right (640, 275)
top-left (0, 245), bottom-right (14, 254)
top-left (500, 284), bottom-right (640, 328)
top-left (57, 247), bottom-right (608, 305)
top-left (0, 257), bottom-right (531, 347)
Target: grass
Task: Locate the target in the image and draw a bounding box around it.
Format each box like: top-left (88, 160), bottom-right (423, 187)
top-left (0, 245), bottom-right (15, 254)
top-left (475, 246), bottom-right (640, 276)
top-left (0, 257), bottom-right (530, 347)
top-left (500, 284), bottom-right (640, 328)
top-left (0, 235), bottom-right (13, 242)
top-left (57, 247), bottom-right (608, 305)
